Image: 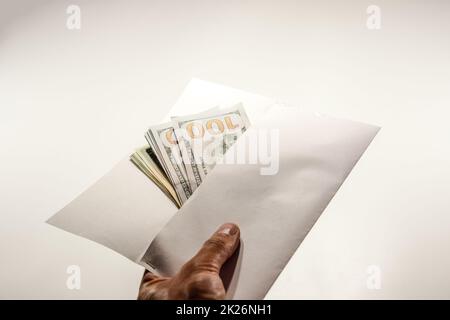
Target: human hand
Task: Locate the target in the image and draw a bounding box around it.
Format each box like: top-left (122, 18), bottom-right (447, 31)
top-left (138, 223), bottom-right (240, 300)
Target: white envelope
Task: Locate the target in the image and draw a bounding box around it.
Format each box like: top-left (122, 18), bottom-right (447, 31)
top-left (48, 79), bottom-right (379, 299)
top-left (47, 79), bottom-right (274, 262)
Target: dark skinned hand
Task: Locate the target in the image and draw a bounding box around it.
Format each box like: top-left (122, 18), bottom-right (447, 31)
top-left (138, 223), bottom-right (240, 300)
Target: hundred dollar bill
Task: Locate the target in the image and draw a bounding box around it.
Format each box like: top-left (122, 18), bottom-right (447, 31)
top-left (130, 146), bottom-right (181, 208)
top-left (146, 122), bottom-right (192, 204)
top-left (172, 104), bottom-right (250, 192)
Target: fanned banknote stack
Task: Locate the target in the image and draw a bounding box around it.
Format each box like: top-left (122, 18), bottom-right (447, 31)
top-left (130, 104), bottom-right (250, 208)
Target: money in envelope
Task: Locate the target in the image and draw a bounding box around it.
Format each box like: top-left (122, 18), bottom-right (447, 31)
top-left (47, 79), bottom-right (379, 299)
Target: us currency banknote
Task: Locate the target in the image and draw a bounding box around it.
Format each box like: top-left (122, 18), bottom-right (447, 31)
top-left (172, 104), bottom-right (250, 192)
top-left (130, 146), bottom-right (181, 208)
top-left (145, 123), bottom-right (192, 204)
top-left (136, 104), bottom-right (250, 206)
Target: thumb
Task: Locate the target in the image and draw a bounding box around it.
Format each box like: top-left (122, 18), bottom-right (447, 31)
top-left (188, 223), bottom-right (240, 273)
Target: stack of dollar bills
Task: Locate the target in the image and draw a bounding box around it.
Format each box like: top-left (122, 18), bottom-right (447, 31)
top-left (130, 104), bottom-right (250, 208)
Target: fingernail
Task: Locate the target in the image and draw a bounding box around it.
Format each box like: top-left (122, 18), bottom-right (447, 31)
top-left (219, 224), bottom-right (238, 235)
top-left (220, 227), bottom-right (231, 235)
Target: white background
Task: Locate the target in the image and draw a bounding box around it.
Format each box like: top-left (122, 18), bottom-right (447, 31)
top-left (1, 0), bottom-right (449, 299)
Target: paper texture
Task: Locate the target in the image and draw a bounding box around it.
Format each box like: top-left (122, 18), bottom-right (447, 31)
top-left (141, 107), bottom-right (379, 299)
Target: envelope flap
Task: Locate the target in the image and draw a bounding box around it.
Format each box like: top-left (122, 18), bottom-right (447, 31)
top-left (47, 158), bottom-right (178, 262)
